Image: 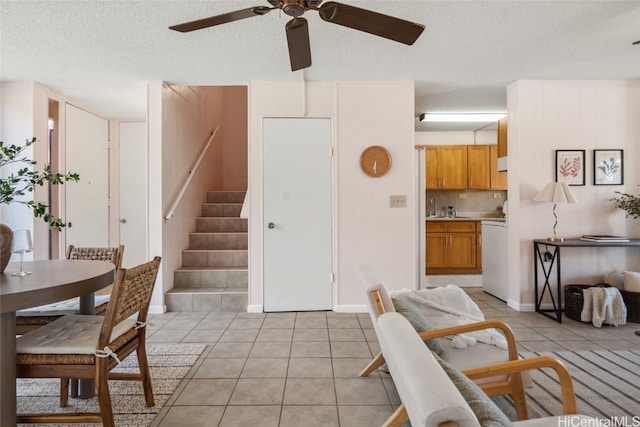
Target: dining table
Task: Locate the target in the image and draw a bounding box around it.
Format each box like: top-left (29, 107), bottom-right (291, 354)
top-left (0, 259), bottom-right (116, 426)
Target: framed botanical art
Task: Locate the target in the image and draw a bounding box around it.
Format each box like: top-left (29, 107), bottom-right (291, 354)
top-left (555, 150), bottom-right (585, 186)
top-left (594, 149), bottom-right (623, 185)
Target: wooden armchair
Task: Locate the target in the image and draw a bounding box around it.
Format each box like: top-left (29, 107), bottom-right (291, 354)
top-left (377, 312), bottom-right (590, 427)
top-left (15, 256), bottom-right (161, 426)
top-left (16, 245), bottom-right (124, 334)
top-left (358, 266), bottom-right (529, 421)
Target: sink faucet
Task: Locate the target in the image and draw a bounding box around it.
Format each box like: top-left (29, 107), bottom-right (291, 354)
top-left (430, 198), bottom-right (437, 217)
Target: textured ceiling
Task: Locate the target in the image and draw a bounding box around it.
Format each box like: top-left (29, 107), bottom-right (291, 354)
top-left (1, 1), bottom-right (639, 131)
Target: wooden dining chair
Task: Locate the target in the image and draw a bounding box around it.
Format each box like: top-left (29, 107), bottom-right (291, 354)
top-left (15, 245), bottom-right (124, 334)
top-left (15, 256), bottom-right (161, 426)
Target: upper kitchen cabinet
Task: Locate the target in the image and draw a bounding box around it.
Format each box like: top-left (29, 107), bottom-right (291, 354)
top-left (490, 145), bottom-right (508, 190)
top-left (425, 145), bottom-right (467, 189)
top-left (497, 117), bottom-right (508, 171)
top-left (467, 145), bottom-right (491, 189)
top-left (497, 117), bottom-right (507, 157)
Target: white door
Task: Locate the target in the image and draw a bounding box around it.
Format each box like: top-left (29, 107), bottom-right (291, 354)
top-left (65, 104), bottom-right (109, 248)
top-left (119, 122), bottom-right (148, 268)
top-left (263, 118), bottom-right (332, 312)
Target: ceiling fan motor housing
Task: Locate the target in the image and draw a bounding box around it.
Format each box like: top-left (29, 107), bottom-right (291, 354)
top-left (268, 0), bottom-right (324, 17)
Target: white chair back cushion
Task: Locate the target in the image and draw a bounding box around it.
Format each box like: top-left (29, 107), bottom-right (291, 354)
top-left (377, 312), bottom-right (480, 427)
top-left (16, 315), bottom-right (136, 354)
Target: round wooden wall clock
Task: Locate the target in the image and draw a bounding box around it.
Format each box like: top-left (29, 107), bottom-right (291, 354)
top-left (360, 145), bottom-right (392, 177)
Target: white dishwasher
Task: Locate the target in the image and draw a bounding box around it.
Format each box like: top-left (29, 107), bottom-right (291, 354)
top-left (481, 220), bottom-right (509, 301)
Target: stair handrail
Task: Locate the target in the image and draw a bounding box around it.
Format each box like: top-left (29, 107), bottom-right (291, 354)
top-left (164, 124), bottom-right (220, 222)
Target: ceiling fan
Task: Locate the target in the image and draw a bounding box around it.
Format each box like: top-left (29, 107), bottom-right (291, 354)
top-left (169, 0), bottom-right (425, 71)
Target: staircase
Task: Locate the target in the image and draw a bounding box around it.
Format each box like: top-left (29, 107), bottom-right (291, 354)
top-left (165, 191), bottom-right (248, 312)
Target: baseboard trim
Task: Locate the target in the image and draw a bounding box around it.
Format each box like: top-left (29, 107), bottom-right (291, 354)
top-left (334, 304), bottom-right (367, 313)
top-left (507, 299), bottom-right (535, 312)
top-left (246, 304), bottom-right (263, 313)
top-left (149, 304), bottom-right (166, 314)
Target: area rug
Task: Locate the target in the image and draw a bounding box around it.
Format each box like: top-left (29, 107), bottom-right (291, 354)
top-left (493, 349), bottom-right (640, 421)
top-left (17, 343), bottom-right (207, 426)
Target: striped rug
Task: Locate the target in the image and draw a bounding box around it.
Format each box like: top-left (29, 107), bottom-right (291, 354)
top-left (495, 349), bottom-right (640, 421)
top-left (17, 343), bottom-right (207, 426)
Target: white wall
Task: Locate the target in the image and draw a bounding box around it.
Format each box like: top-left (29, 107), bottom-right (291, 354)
top-left (148, 84), bottom-right (225, 313)
top-left (248, 81), bottom-right (416, 312)
top-left (507, 80), bottom-right (640, 311)
top-left (0, 81), bottom-right (52, 260)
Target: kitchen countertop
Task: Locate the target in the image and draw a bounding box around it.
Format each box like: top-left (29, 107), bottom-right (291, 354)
top-left (426, 216), bottom-right (506, 222)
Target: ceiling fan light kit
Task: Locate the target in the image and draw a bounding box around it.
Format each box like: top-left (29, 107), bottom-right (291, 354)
top-left (169, 0), bottom-right (425, 72)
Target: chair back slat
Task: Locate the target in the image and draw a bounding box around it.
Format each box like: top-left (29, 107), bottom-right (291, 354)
top-left (371, 290), bottom-right (387, 315)
top-left (99, 257), bottom-right (161, 347)
top-left (66, 245), bottom-right (124, 270)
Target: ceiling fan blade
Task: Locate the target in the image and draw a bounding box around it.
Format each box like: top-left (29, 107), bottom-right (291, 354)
top-left (286, 17), bottom-right (312, 71)
top-left (169, 6), bottom-right (272, 32)
top-left (318, 1), bottom-right (424, 45)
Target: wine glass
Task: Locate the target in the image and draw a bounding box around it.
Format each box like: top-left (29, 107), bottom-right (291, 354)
top-left (11, 229), bottom-right (33, 276)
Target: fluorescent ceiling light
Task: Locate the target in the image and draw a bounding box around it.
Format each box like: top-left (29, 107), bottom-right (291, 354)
top-left (419, 113), bottom-right (507, 122)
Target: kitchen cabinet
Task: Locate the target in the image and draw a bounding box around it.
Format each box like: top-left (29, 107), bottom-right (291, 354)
top-left (467, 145), bottom-right (491, 189)
top-left (425, 146), bottom-right (467, 189)
top-left (426, 221), bottom-right (481, 274)
top-left (427, 145), bottom-right (506, 190)
top-left (490, 145), bottom-right (508, 190)
top-left (497, 117), bottom-right (507, 158)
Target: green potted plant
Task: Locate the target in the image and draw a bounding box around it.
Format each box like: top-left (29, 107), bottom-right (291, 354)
top-left (611, 191), bottom-right (640, 219)
top-left (0, 137), bottom-right (79, 272)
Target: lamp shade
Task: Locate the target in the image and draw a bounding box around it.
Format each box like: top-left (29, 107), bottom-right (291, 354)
top-left (533, 182), bottom-right (578, 204)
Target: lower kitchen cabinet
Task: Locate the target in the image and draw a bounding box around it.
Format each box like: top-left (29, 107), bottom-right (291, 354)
top-left (426, 221), bottom-right (481, 274)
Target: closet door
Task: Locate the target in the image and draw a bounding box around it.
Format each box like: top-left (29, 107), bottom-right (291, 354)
top-left (119, 121), bottom-right (148, 268)
top-left (263, 118), bottom-right (332, 311)
top-left (65, 104), bottom-right (109, 247)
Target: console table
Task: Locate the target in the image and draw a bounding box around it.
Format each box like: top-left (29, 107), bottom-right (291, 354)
top-left (533, 238), bottom-right (640, 323)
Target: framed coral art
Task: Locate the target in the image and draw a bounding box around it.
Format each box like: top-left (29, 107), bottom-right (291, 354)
top-left (594, 149), bottom-right (623, 185)
top-left (555, 150), bottom-right (585, 186)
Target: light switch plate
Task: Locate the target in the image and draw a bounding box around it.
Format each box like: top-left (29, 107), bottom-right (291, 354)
top-left (390, 195), bottom-right (406, 208)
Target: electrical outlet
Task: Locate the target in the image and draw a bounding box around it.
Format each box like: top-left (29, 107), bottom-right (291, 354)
top-left (390, 195), bottom-right (406, 208)
top-left (493, 193), bottom-right (502, 199)
top-left (459, 193), bottom-right (467, 199)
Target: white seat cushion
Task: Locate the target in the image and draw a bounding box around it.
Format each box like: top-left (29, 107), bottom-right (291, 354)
top-left (440, 339), bottom-right (508, 370)
top-left (441, 339), bottom-right (532, 387)
top-left (16, 295), bottom-right (110, 317)
top-left (16, 315), bottom-right (136, 354)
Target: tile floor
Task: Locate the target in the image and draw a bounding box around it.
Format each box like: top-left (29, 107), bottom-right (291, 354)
top-left (147, 289), bottom-right (640, 427)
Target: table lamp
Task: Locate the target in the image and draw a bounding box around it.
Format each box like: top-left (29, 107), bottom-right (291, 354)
top-left (533, 181), bottom-right (578, 242)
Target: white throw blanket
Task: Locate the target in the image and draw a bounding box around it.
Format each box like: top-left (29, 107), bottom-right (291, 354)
top-left (389, 285), bottom-right (508, 350)
top-left (580, 287), bottom-right (627, 327)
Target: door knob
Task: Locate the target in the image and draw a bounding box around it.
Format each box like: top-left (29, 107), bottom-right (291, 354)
top-left (268, 222), bottom-right (275, 229)
top-left (120, 218), bottom-right (127, 224)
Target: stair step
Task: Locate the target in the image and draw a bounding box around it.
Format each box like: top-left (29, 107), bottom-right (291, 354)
top-left (174, 267), bottom-right (248, 288)
top-left (182, 249), bottom-right (248, 268)
top-left (207, 191), bottom-right (245, 204)
top-left (189, 232), bottom-right (247, 250)
top-left (202, 203), bottom-right (243, 218)
top-left (196, 217), bottom-right (247, 233)
top-left (165, 287), bottom-right (248, 312)
top-left (167, 190), bottom-right (248, 312)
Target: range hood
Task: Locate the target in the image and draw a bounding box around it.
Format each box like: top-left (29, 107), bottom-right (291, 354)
top-left (497, 156), bottom-right (508, 172)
